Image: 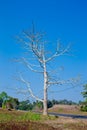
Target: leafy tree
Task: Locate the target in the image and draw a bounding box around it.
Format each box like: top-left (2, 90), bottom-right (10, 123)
top-left (0, 92), bottom-right (19, 109)
top-left (18, 100), bottom-right (33, 110)
top-left (7, 98), bottom-right (19, 109)
top-left (0, 92), bottom-right (9, 107)
top-left (81, 84), bottom-right (87, 111)
top-left (0, 92), bottom-right (8, 102)
top-left (33, 101), bottom-right (43, 111)
top-left (47, 100), bottom-right (53, 108)
top-left (82, 84), bottom-right (87, 100)
top-left (0, 98), bottom-right (3, 107)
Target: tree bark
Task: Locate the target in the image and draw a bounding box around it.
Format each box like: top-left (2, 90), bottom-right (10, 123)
top-left (43, 61), bottom-right (48, 115)
top-left (43, 86), bottom-right (48, 115)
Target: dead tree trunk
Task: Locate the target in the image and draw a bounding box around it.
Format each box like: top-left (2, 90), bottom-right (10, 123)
top-left (16, 25), bottom-right (78, 116)
top-left (43, 61), bottom-right (48, 115)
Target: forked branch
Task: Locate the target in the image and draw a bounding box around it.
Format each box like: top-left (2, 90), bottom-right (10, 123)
top-left (46, 43), bottom-right (71, 62)
top-left (19, 74), bottom-right (43, 102)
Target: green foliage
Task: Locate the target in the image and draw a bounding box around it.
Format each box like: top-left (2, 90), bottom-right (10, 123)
top-left (2, 103), bottom-right (6, 109)
top-left (0, 109), bottom-right (57, 123)
top-left (0, 92), bottom-right (8, 101)
top-left (18, 112), bottom-right (41, 121)
top-left (51, 99), bottom-right (77, 105)
top-left (18, 100), bottom-right (33, 110)
top-left (33, 101), bottom-right (43, 111)
top-left (0, 98), bottom-right (3, 107)
top-left (81, 84), bottom-right (87, 99)
top-left (0, 91), bottom-right (78, 112)
top-left (7, 98), bottom-right (19, 109)
top-left (0, 92), bottom-right (19, 110)
top-left (81, 84), bottom-right (87, 112)
top-left (0, 92), bottom-right (9, 108)
top-left (0, 113), bottom-right (14, 122)
top-left (0, 109), bottom-right (58, 130)
top-left (47, 100), bottom-right (53, 108)
top-left (80, 105), bottom-right (87, 112)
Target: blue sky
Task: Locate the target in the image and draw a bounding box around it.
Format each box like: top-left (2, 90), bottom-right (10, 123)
top-left (0, 0), bottom-right (87, 102)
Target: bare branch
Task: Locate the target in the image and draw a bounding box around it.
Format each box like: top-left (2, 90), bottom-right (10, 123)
top-left (18, 74), bottom-right (43, 102)
top-left (15, 25), bottom-right (78, 115)
top-left (22, 57), bottom-right (43, 73)
top-left (46, 43), bottom-right (71, 62)
top-left (48, 76), bottom-right (80, 87)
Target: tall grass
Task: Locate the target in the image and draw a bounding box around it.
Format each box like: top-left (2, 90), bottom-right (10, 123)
top-left (18, 112), bottom-right (41, 121)
top-left (0, 109), bottom-right (56, 122)
top-left (0, 109), bottom-right (57, 130)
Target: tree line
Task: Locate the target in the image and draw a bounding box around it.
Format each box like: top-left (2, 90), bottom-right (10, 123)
top-left (1, 83), bottom-right (87, 112)
top-left (0, 91), bottom-right (77, 111)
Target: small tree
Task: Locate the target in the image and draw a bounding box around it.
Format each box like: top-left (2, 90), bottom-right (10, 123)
top-left (81, 84), bottom-right (87, 111)
top-left (7, 98), bottom-right (19, 109)
top-left (0, 92), bottom-right (9, 108)
top-left (82, 84), bottom-right (87, 100)
top-left (16, 25), bottom-right (78, 115)
top-left (0, 92), bottom-right (8, 102)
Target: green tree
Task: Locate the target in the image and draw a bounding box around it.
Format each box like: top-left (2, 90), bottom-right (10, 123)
top-left (81, 84), bottom-right (87, 111)
top-left (0, 92), bottom-right (9, 108)
top-left (47, 100), bottom-right (53, 108)
top-left (0, 98), bottom-right (3, 107)
top-left (82, 84), bottom-right (87, 100)
top-left (33, 101), bottom-right (43, 111)
top-left (7, 98), bottom-right (19, 109)
top-left (18, 100), bottom-right (33, 110)
top-left (0, 92), bottom-right (8, 102)
top-left (0, 92), bottom-right (19, 109)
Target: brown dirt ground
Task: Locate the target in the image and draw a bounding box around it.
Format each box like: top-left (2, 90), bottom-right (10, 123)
top-left (43, 116), bottom-right (87, 130)
top-left (49, 104), bottom-right (87, 115)
top-left (0, 106), bottom-right (87, 130)
top-left (47, 105), bottom-right (87, 130)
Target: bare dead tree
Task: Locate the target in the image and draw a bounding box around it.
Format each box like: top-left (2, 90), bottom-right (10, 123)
top-left (15, 25), bottom-right (79, 115)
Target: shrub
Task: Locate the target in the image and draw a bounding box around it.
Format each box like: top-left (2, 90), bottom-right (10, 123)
top-left (80, 105), bottom-right (87, 112)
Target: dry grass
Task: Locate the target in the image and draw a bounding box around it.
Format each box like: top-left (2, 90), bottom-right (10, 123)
top-left (0, 107), bottom-right (87, 130)
top-left (44, 116), bottom-right (87, 130)
top-left (0, 108), bottom-right (58, 130)
top-left (49, 104), bottom-right (87, 115)
top-left (47, 105), bottom-right (87, 130)
top-left (0, 121), bottom-right (58, 130)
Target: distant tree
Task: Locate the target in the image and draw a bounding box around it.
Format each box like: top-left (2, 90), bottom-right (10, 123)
top-left (32, 101), bottom-right (43, 111)
top-left (51, 99), bottom-right (57, 105)
top-left (0, 92), bottom-right (9, 108)
top-left (0, 98), bottom-right (3, 107)
top-left (0, 92), bottom-right (19, 110)
top-left (16, 24), bottom-right (79, 115)
top-left (0, 92), bottom-right (8, 102)
top-left (18, 100), bottom-right (33, 110)
top-left (47, 100), bottom-right (53, 108)
top-left (79, 100), bottom-right (83, 105)
top-left (7, 98), bottom-right (19, 109)
top-left (81, 84), bottom-right (87, 111)
top-left (81, 84), bottom-right (87, 100)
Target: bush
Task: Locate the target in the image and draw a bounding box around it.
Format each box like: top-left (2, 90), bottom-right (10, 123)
top-left (80, 105), bottom-right (87, 112)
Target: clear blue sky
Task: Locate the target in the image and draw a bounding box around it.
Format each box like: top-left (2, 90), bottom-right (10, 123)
top-left (0, 0), bottom-right (87, 102)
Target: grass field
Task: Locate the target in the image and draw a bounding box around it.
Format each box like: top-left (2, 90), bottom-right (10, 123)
top-left (0, 106), bottom-right (87, 130)
top-left (0, 108), bottom-right (57, 130)
top-left (48, 104), bottom-right (87, 115)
